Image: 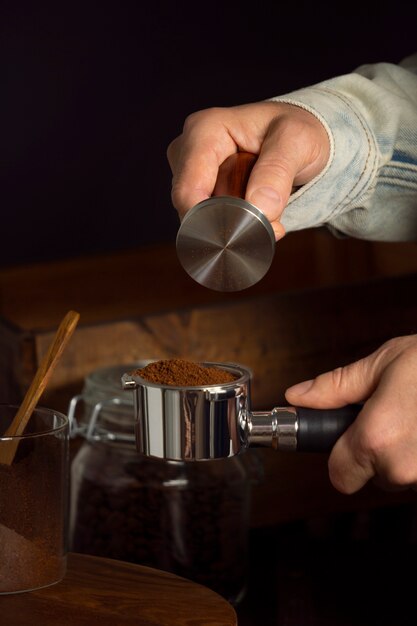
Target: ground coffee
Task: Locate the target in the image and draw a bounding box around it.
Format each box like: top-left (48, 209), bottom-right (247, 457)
top-left (0, 436), bottom-right (65, 593)
top-left (132, 358), bottom-right (237, 386)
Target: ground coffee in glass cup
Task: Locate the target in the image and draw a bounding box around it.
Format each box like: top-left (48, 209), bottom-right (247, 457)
top-left (0, 404), bottom-right (69, 594)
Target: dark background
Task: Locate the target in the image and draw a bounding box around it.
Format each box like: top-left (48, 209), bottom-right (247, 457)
top-left (1, 1), bottom-right (416, 267)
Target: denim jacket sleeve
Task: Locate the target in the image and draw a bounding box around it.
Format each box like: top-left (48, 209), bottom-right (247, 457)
top-left (269, 53), bottom-right (417, 241)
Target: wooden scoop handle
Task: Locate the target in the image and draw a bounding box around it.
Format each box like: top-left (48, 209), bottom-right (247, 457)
top-left (0, 310), bottom-right (80, 464)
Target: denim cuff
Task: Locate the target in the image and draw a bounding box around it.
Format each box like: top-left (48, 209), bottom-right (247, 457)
top-left (269, 85), bottom-right (378, 233)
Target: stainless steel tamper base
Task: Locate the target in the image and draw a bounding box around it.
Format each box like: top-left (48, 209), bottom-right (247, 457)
top-left (176, 196), bottom-right (276, 292)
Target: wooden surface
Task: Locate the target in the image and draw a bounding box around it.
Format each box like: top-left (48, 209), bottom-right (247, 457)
top-left (33, 270), bottom-right (417, 417)
top-left (0, 552), bottom-right (237, 626)
top-left (0, 233), bottom-right (415, 331)
top-left (0, 236), bottom-right (417, 527)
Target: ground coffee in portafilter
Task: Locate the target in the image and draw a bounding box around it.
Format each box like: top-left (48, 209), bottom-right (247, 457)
top-left (131, 358), bottom-right (238, 386)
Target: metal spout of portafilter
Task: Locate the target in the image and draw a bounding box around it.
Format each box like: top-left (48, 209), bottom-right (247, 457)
top-left (121, 362), bottom-right (361, 461)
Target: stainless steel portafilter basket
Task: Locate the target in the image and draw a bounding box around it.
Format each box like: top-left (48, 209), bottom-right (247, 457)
top-left (121, 362), bottom-right (361, 461)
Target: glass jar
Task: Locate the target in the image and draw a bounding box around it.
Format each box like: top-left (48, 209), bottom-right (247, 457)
top-left (69, 362), bottom-right (254, 605)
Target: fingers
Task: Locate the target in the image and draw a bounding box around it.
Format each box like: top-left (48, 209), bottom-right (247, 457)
top-left (285, 336), bottom-right (417, 408)
top-left (285, 356), bottom-right (382, 409)
top-left (167, 108), bottom-right (239, 220)
top-left (285, 335), bottom-right (417, 494)
top-left (329, 378), bottom-right (417, 494)
top-left (167, 102), bottom-right (330, 232)
top-left (285, 350), bottom-right (392, 492)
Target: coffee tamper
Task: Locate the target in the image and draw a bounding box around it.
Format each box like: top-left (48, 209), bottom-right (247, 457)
top-left (176, 152), bottom-right (275, 292)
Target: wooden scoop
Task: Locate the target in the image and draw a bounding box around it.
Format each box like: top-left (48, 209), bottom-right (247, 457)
top-left (0, 310), bottom-right (80, 465)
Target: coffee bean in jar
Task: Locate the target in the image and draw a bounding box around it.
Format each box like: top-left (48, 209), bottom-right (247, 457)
top-left (70, 360), bottom-right (253, 606)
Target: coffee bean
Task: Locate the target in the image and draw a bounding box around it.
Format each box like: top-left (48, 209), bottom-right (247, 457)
top-left (71, 445), bottom-right (249, 603)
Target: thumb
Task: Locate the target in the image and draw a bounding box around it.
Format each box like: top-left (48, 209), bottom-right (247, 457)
top-left (245, 131), bottom-right (301, 240)
top-left (245, 108), bottom-right (330, 239)
top-left (285, 357), bottom-right (379, 495)
top-left (285, 356), bottom-right (381, 409)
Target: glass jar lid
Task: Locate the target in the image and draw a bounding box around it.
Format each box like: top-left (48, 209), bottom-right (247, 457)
top-left (69, 360), bottom-right (150, 443)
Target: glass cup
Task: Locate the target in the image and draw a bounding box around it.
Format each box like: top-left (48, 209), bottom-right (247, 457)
top-left (0, 404), bottom-right (69, 594)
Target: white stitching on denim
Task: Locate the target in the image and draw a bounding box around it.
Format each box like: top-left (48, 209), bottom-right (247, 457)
top-left (272, 87), bottom-right (378, 217)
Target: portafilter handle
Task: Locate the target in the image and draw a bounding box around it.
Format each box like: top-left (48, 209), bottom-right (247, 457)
top-left (248, 404), bottom-right (362, 453)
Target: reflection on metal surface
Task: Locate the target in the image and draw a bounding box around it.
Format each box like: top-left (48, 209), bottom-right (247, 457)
top-left (122, 363), bottom-right (251, 461)
top-left (122, 362), bottom-right (298, 461)
top-left (176, 197), bottom-right (275, 292)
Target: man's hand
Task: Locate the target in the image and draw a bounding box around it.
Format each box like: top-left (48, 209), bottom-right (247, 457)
top-left (285, 335), bottom-right (417, 494)
top-left (167, 101), bottom-right (330, 240)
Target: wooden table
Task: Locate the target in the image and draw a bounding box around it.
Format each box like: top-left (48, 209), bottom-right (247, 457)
top-left (1, 552), bottom-right (238, 626)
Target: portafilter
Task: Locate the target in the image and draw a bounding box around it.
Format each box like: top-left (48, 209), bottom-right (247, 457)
top-left (121, 362), bottom-right (361, 461)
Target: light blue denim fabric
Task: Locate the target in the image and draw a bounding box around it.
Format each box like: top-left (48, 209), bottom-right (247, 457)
top-left (269, 53), bottom-right (417, 241)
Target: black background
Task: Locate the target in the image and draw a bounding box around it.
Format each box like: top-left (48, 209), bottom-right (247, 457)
top-left (1, 1), bottom-right (416, 266)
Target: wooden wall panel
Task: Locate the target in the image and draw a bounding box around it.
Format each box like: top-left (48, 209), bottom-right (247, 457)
top-left (0, 237), bottom-right (416, 527)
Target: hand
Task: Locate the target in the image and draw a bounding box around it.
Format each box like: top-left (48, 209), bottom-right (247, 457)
top-left (167, 102), bottom-right (330, 240)
top-left (285, 335), bottom-right (417, 494)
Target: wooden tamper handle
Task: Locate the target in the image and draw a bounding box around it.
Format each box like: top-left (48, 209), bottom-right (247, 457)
top-left (213, 152), bottom-right (257, 199)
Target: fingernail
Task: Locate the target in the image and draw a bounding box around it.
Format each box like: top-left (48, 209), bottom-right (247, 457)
top-left (249, 187), bottom-right (281, 215)
top-left (286, 379), bottom-right (314, 396)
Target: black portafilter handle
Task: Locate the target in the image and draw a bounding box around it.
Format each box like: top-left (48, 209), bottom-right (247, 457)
top-left (249, 403), bottom-right (363, 453)
top-left (296, 404), bottom-right (362, 452)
